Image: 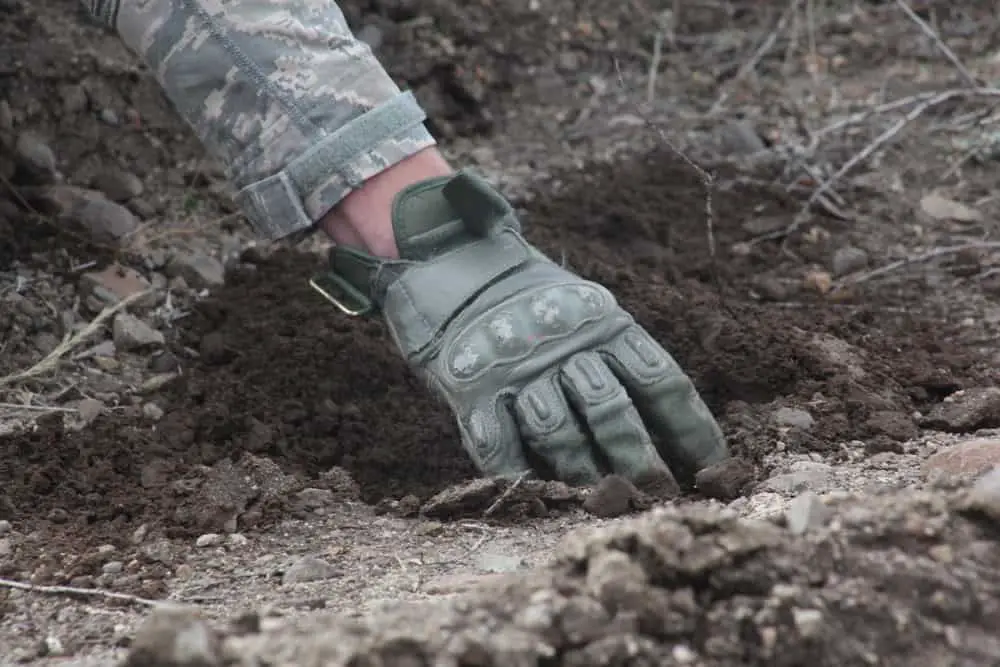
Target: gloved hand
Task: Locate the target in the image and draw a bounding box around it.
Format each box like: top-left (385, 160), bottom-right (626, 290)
top-left (311, 170), bottom-right (728, 489)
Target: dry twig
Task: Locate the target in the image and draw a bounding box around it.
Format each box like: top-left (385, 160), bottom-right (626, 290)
top-left (834, 242), bottom-right (1000, 289)
top-left (484, 471), bottom-right (530, 517)
top-left (756, 89), bottom-right (1000, 243)
top-left (0, 577), bottom-right (162, 608)
top-left (893, 0), bottom-right (978, 88)
top-left (612, 59), bottom-right (719, 281)
top-left (0, 290), bottom-right (152, 388)
top-left (710, 0), bottom-right (799, 114)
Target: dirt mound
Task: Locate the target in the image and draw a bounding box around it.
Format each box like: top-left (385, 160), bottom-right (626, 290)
top-left (1, 148), bottom-right (991, 554)
top-left (125, 490), bottom-right (1000, 666)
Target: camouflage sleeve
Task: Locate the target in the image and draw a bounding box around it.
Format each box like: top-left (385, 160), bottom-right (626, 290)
top-left (80, 0), bottom-right (436, 240)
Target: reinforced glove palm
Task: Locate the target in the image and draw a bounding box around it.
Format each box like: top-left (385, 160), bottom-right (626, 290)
top-left (312, 171), bottom-right (728, 488)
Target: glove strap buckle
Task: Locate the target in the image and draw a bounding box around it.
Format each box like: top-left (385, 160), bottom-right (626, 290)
top-left (309, 272), bottom-right (373, 317)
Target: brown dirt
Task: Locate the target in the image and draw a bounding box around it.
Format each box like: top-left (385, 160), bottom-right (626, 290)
top-left (1, 145), bottom-right (992, 545)
top-left (2, 0), bottom-right (1000, 663)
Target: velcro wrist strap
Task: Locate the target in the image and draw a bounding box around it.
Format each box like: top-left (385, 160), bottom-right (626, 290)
top-left (383, 231), bottom-right (534, 358)
top-left (235, 91), bottom-right (429, 240)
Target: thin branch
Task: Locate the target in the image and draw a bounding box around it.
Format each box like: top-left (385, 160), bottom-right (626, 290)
top-left (894, 0), bottom-right (978, 88)
top-left (0, 577), bottom-right (162, 607)
top-left (834, 242), bottom-right (1000, 288)
top-left (613, 59), bottom-right (718, 273)
top-left (0, 290), bottom-right (152, 388)
top-left (755, 89), bottom-right (997, 243)
top-left (484, 471), bottom-right (530, 517)
top-left (710, 0), bottom-right (799, 114)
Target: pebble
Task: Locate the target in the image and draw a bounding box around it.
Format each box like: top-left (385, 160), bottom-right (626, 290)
top-left (102, 561), bottom-right (124, 575)
top-left (15, 132), bottom-right (58, 182)
top-left (92, 169), bottom-right (144, 202)
top-left (0, 538), bottom-right (13, 557)
top-left (282, 556), bottom-right (340, 585)
top-left (773, 407), bottom-right (815, 430)
top-left (831, 245), bottom-right (869, 277)
top-left (965, 466), bottom-right (1000, 522)
top-left (195, 533), bottom-right (222, 548)
top-left (126, 606), bottom-right (221, 666)
top-left (79, 263), bottom-right (152, 306)
top-left (35, 186), bottom-right (139, 241)
top-left (227, 534), bottom-right (249, 548)
top-left (792, 608), bottom-right (824, 638)
top-left (96, 544), bottom-right (116, 555)
top-left (142, 402), bottom-right (165, 422)
top-left (0, 520), bottom-right (11, 534)
top-left (112, 312), bottom-right (164, 350)
top-left (99, 108), bottom-right (119, 126)
top-left (785, 492), bottom-right (829, 534)
top-left (166, 251), bottom-right (225, 288)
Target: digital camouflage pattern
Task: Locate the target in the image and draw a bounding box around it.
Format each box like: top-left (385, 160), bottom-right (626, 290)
top-left (80, 0), bottom-right (436, 240)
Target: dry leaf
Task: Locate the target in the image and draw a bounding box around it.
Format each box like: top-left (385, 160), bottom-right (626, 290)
top-left (919, 192), bottom-right (984, 224)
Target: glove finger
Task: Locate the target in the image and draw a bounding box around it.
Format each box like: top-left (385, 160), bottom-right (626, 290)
top-left (460, 395), bottom-right (534, 480)
top-left (514, 374), bottom-right (602, 486)
top-left (560, 351), bottom-right (677, 490)
top-left (602, 326), bottom-right (728, 481)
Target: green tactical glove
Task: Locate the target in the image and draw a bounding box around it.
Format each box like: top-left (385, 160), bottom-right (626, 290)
top-left (310, 170), bottom-right (728, 489)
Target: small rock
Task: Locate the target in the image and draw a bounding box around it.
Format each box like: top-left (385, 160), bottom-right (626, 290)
top-left (919, 192), bottom-right (983, 224)
top-left (784, 492), bottom-right (829, 534)
top-left (792, 608), bottom-right (824, 638)
top-left (965, 466), bottom-right (1000, 522)
top-left (150, 351), bottom-right (181, 374)
top-left (695, 457), bottom-right (755, 500)
top-left (166, 252), bottom-right (225, 288)
top-left (830, 245), bottom-right (869, 277)
top-left (296, 488), bottom-right (335, 509)
top-left (80, 263), bottom-right (152, 306)
top-left (143, 402), bottom-right (165, 421)
top-left (78, 193), bottom-right (140, 241)
top-left (924, 438), bottom-right (1000, 480)
top-left (583, 475), bottom-right (639, 518)
top-left (41, 635), bottom-right (66, 657)
top-left (283, 556), bottom-right (340, 585)
top-left (227, 534), bottom-right (249, 548)
top-left (0, 538), bottom-right (13, 557)
top-left (76, 398), bottom-right (104, 424)
top-left (15, 132), bottom-right (58, 182)
top-left (717, 120), bottom-right (767, 155)
top-left (124, 605), bottom-right (222, 667)
top-left (96, 544), bottom-right (116, 555)
top-left (0, 519), bottom-right (11, 534)
top-left (803, 270), bottom-right (833, 294)
top-left (923, 387), bottom-right (1000, 432)
top-left (93, 169), bottom-right (144, 202)
top-left (99, 108), bottom-right (120, 126)
top-left (751, 276), bottom-right (789, 301)
top-left (128, 197), bottom-right (157, 219)
top-left (131, 524), bottom-right (149, 544)
top-left (195, 533), bottom-right (222, 548)
top-left (102, 561), bottom-right (124, 575)
top-left (773, 407), bottom-right (815, 430)
top-left (112, 312), bottom-right (164, 350)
